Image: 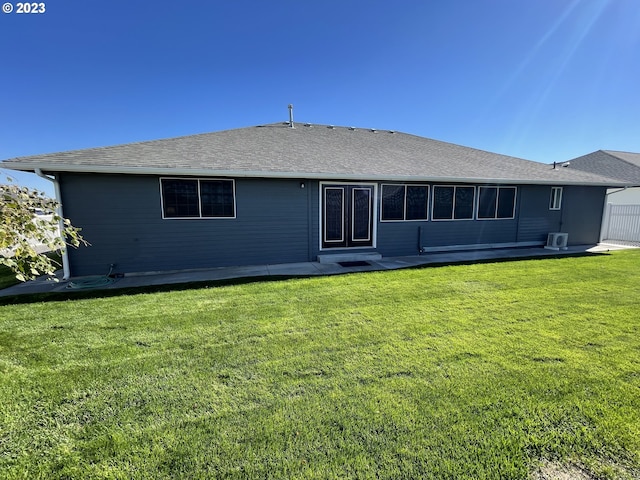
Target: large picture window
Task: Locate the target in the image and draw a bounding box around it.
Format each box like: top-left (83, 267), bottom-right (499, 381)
top-left (477, 187), bottom-right (517, 220)
top-left (161, 178), bottom-right (236, 219)
top-left (432, 186), bottom-right (475, 220)
top-left (381, 184), bottom-right (429, 221)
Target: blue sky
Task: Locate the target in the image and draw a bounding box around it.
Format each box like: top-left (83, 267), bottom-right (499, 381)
top-left (2, 0), bottom-right (639, 197)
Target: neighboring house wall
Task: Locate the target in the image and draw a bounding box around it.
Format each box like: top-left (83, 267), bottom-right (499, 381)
top-left (606, 187), bottom-right (640, 205)
top-left (60, 173), bottom-right (609, 276)
top-left (601, 204), bottom-right (640, 243)
top-left (600, 188), bottom-right (640, 243)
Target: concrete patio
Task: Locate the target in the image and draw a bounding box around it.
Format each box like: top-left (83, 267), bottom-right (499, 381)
top-left (0, 243), bottom-right (634, 298)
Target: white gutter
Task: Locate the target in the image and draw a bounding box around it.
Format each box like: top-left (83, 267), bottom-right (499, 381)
top-left (35, 169), bottom-right (70, 280)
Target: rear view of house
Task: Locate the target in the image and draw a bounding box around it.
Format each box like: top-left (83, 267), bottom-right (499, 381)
top-left (1, 121), bottom-right (628, 277)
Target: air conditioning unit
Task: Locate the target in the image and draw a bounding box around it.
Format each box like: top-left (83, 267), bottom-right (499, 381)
top-left (545, 232), bottom-right (569, 250)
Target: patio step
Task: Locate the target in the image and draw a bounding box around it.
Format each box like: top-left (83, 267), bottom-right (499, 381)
top-left (317, 252), bottom-right (382, 264)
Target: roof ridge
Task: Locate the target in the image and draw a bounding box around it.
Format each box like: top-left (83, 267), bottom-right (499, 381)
top-left (600, 150), bottom-right (640, 168)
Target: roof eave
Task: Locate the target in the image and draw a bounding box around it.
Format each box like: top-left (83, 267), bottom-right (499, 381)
top-left (2, 162), bottom-right (628, 187)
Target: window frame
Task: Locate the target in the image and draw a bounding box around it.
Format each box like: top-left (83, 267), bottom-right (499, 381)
top-left (431, 185), bottom-right (476, 221)
top-left (380, 184), bottom-right (429, 222)
top-left (476, 186), bottom-right (517, 220)
top-left (549, 186), bottom-right (563, 210)
top-left (160, 177), bottom-right (237, 219)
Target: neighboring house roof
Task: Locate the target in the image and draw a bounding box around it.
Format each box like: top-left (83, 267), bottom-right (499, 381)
top-left (1, 122), bottom-right (628, 186)
top-left (564, 150), bottom-right (640, 185)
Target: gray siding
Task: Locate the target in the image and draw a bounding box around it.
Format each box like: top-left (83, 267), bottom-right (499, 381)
top-left (61, 174), bottom-right (311, 276)
top-left (517, 185), bottom-right (606, 245)
top-left (379, 184), bottom-right (519, 256)
top-left (561, 186), bottom-right (606, 244)
top-left (517, 185), bottom-right (562, 242)
top-left (60, 174), bottom-right (607, 276)
top-left (355, 183), bottom-right (605, 257)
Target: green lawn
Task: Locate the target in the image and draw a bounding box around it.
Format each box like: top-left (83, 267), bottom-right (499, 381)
top-left (1, 251), bottom-right (639, 479)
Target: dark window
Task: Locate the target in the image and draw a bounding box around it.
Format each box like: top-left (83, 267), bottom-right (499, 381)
top-left (497, 188), bottom-right (516, 218)
top-left (161, 178), bottom-right (235, 219)
top-left (201, 180), bottom-right (235, 217)
top-left (161, 179), bottom-right (199, 218)
top-left (381, 185), bottom-right (405, 220)
top-left (477, 187), bottom-right (498, 219)
top-left (406, 186), bottom-right (429, 220)
top-left (454, 187), bottom-right (475, 219)
top-left (478, 187), bottom-right (516, 219)
top-left (432, 186), bottom-right (454, 220)
top-left (381, 184), bottom-right (428, 221)
top-left (433, 186), bottom-right (475, 220)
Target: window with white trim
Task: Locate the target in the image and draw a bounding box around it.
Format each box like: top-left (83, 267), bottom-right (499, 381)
top-left (550, 187), bottom-right (563, 210)
top-left (381, 184), bottom-right (429, 221)
top-left (477, 186), bottom-right (517, 220)
top-left (432, 185), bottom-right (475, 220)
top-left (161, 178), bottom-right (236, 218)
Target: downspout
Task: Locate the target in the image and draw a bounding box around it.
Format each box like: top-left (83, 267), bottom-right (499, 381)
top-left (35, 169), bottom-right (70, 280)
top-left (599, 187), bottom-right (628, 243)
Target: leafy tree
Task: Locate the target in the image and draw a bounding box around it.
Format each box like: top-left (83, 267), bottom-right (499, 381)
top-left (1, 178), bottom-right (87, 281)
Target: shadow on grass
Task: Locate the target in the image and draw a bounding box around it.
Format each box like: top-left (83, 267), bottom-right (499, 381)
top-left (0, 251), bottom-right (607, 306)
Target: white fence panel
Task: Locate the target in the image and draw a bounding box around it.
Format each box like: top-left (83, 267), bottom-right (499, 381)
top-left (602, 204), bottom-right (640, 243)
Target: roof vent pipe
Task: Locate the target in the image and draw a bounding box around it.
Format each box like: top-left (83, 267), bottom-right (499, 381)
top-left (288, 104), bottom-right (294, 128)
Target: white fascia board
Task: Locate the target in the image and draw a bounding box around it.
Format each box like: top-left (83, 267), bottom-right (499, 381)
top-left (2, 162), bottom-right (628, 187)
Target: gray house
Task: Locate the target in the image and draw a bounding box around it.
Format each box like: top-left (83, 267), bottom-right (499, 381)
top-left (564, 150), bottom-right (640, 204)
top-left (1, 122), bottom-right (628, 277)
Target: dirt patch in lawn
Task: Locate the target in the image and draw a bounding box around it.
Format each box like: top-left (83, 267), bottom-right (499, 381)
top-left (530, 461), bottom-right (596, 480)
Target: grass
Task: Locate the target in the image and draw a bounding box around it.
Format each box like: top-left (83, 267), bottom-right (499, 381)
top-left (0, 250), bottom-right (639, 479)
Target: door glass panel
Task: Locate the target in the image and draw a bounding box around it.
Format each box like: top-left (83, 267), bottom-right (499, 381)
top-left (324, 188), bottom-right (344, 242)
top-left (352, 188), bottom-right (371, 241)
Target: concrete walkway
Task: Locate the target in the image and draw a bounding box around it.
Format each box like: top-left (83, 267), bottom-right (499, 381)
top-left (0, 243), bottom-right (634, 298)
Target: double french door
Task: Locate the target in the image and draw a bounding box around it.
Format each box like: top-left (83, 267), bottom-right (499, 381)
top-left (322, 184), bottom-right (374, 249)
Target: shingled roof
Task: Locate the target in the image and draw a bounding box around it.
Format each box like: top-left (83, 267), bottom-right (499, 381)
top-left (1, 122), bottom-right (628, 186)
top-left (564, 150), bottom-right (640, 185)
